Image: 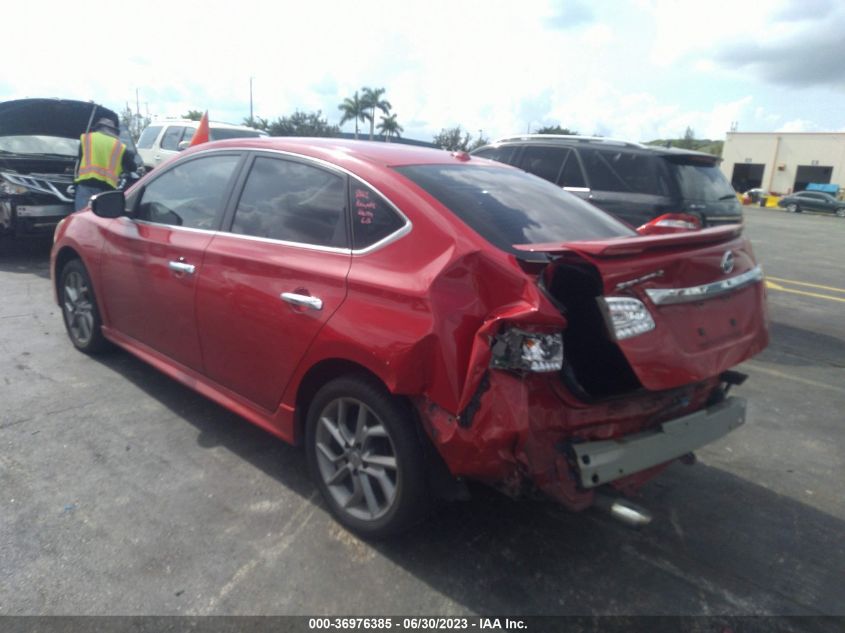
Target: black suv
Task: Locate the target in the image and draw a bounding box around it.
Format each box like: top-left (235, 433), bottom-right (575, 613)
top-left (471, 135), bottom-right (742, 228)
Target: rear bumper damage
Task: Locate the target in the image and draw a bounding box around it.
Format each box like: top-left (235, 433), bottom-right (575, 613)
top-left (417, 370), bottom-right (744, 512)
top-left (571, 396), bottom-right (746, 489)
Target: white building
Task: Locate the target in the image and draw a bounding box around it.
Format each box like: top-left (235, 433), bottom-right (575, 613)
top-left (720, 132), bottom-right (845, 195)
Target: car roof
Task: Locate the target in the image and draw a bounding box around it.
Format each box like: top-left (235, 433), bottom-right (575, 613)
top-left (179, 137), bottom-right (475, 169)
top-left (479, 134), bottom-right (717, 160)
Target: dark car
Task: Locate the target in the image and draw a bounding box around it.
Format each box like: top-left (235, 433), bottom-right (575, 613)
top-left (52, 138), bottom-right (768, 537)
top-left (0, 98), bottom-right (140, 239)
top-left (777, 190), bottom-right (845, 217)
top-left (471, 135), bottom-right (743, 229)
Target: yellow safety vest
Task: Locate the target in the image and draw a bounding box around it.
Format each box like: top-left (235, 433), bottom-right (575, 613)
top-left (76, 131), bottom-right (126, 188)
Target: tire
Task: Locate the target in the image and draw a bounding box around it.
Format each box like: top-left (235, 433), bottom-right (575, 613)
top-left (836, 207), bottom-right (845, 218)
top-left (305, 375), bottom-right (430, 538)
top-left (59, 259), bottom-right (109, 354)
top-left (786, 203), bottom-right (799, 213)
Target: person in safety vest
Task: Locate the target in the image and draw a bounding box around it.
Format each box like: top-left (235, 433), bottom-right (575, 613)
top-left (73, 117), bottom-right (137, 211)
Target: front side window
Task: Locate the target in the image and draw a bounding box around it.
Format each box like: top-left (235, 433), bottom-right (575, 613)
top-left (160, 126), bottom-right (186, 151)
top-left (231, 157), bottom-right (347, 247)
top-left (136, 154), bottom-right (241, 229)
top-left (137, 126), bottom-right (162, 149)
top-left (395, 164), bottom-right (634, 256)
top-left (473, 145), bottom-right (518, 165)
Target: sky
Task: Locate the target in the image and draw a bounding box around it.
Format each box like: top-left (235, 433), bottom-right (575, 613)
top-left (3, 0), bottom-right (845, 144)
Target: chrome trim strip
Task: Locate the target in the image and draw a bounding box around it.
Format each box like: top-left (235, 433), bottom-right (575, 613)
top-left (645, 265), bottom-right (763, 306)
top-left (214, 230), bottom-right (352, 255)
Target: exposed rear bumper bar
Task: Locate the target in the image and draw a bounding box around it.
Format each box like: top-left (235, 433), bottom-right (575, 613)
top-left (572, 396), bottom-right (746, 488)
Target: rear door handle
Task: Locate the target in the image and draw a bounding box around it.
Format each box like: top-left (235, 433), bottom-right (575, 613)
top-left (281, 292), bottom-right (323, 311)
top-left (168, 260), bottom-right (196, 275)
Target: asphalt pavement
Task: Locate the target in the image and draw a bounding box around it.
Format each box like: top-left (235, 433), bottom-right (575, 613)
top-left (0, 206), bottom-right (843, 617)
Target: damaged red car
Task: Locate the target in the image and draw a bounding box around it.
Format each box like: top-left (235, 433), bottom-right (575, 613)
top-left (51, 138), bottom-right (768, 537)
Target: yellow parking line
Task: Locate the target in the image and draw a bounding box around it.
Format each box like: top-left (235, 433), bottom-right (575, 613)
top-left (765, 280), bottom-right (845, 303)
top-left (765, 276), bottom-right (845, 294)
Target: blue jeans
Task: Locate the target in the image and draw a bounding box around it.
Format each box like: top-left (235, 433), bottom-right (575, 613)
top-left (74, 182), bottom-right (109, 211)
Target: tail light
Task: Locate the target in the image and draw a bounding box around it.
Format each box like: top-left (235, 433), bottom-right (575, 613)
top-left (598, 297), bottom-right (656, 340)
top-left (491, 327), bottom-right (563, 372)
top-left (636, 213), bottom-right (702, 235)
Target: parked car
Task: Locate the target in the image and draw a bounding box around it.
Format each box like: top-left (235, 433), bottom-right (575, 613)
top-left (777, 190), bottom-right (845, 217)
top-left (136, 119), bottom-right (267, 170)
top-left (0, 98), bottom-right (140, 239)
top-left (471, 135), bottom-right (743, 229)
top-left (51, 139), bottom-right (768, 537)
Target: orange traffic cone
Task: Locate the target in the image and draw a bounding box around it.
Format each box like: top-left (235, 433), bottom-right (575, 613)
top-left (189, 111), bottom-right (210, 146)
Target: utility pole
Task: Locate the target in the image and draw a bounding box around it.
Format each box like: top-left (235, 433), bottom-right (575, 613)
top-left (249, 77), bottom-right (254, 125)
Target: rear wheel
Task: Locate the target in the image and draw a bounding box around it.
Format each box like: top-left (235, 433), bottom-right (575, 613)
top-left (305, 376), bottom-right (429, 538)
top-left (60, 259), bottom-right (108, 354)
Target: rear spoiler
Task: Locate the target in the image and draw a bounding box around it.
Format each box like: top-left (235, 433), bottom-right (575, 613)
top-left (513, 224), bottom-right (743, 258)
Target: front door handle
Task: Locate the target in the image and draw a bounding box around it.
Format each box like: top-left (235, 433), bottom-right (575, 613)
top-left (168, 260), bottom-right (196, 275)
top-left (281, 292), bottom-right (323, 311)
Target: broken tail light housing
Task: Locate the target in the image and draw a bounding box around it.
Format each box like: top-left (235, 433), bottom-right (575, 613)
top-left (598, 296), bottom-right (656, 340)
top-left (491, 327), bottom-right (563, 373)
top-left (636, 213), bottom-right (702, 235)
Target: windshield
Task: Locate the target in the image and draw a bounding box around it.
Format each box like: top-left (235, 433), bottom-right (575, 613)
top-left (0, 135), bottom-right (78, 156)
top-left (668, 158), bottom-right (736, 201)
top-left (395, 164), bottom-right (635, 254)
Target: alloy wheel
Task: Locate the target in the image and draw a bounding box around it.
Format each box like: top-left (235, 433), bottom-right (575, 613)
top-left (314, 397), bottom-right (399, 521)
top-left (63, 270), bottom-right (95, 347)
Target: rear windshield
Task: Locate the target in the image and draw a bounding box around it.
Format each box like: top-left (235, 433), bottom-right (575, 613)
top-left (395, 164), bottom-right (635, 255)
top-left (210, 128), bottom-right (266, 141)
top-left (666, 158), bottom-right (736, 201)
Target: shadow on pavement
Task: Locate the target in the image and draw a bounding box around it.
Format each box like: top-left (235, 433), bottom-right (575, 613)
top-left (93, 349), bottom-right (845, 617)
top-left (0, 237), bottom-right (52, 279)
top-left (763, 321), bottom-right (845, 369)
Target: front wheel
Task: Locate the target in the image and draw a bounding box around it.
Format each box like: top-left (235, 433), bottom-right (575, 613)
top-left (836, 207), bottom-right (845, 218)
top-left (786, 203), bottom-right (799, 213)
top-left (305, 376), bottom-right (429, 538)
top-left (60, 259), bottom-right (109, 354)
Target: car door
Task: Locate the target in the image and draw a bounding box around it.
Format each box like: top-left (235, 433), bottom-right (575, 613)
top-left (98, 152), bottom-right (244, 372)
top-left (195, 153), bottom-right (352, 412)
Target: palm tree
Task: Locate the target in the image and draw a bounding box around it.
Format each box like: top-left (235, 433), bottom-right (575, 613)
top-left (377, 114), bottom-right (403, 142)
top-left (338, 91), bottom-right (371, 139)
top-left (361, 87), bottom-right (392, 141)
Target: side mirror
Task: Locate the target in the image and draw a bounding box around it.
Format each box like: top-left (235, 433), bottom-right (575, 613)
top-left (177, 140), bottom-right (191, 151)
top-left (90, 190), bottom-right (126, 218)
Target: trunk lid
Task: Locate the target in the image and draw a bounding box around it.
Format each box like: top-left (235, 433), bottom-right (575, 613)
top-left (516, 226), bottom-right (768, 391)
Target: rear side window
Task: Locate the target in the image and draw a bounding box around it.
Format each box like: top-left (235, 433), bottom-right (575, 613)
top-left (231, 157), bottom-right (347, 248)
top-left (516, 146), bottom-right (569, 184)
top-left (560, 153), bottom-right (587, 188)
top-left (136, 154), bottom-right (241, 229)
top-left (580, 148), bottom-right (669, 195)
top-left (350, 182), bottom-right (405, 250)
top-left (395, 164), bottom-right (634, 255)
top-left (667, 158), bottom-right (735, 201)
top-left (137, 126), bottom-right (162, 149)
top-left (473, 145), bottom-right (518, 165)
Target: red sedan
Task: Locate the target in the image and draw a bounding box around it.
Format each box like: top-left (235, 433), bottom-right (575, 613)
top-left (51, 138), bottom-right (768, 537)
